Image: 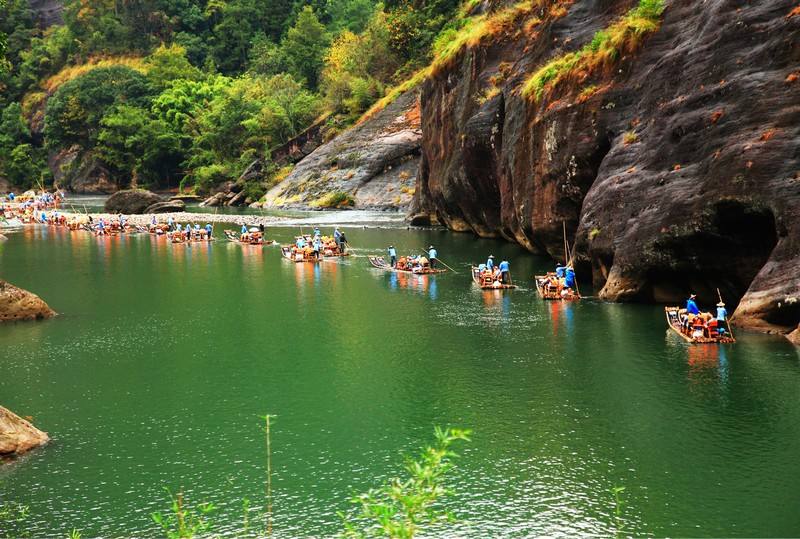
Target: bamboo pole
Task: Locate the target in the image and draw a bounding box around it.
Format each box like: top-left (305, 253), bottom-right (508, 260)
top-left (419, 248), bottom-right (457, 273)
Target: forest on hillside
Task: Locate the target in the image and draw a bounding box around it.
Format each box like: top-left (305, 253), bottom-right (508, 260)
top-left (0, 0), bottom-right (461, 197)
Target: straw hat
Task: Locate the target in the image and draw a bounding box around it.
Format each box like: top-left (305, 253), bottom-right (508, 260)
top-left (690, 294), bottom-right (697, 299)
top-left (717, 301), bottom-right (725, 307)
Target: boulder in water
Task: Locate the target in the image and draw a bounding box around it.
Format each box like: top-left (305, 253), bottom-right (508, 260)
top-left (104, 190), bottom-right (163, 214)
top-left (144, 200), bottom-right (186, 214)
top-left (0, 405), bottom-right (49, 457)
top-left (0, 280), bottom-right (56, 322)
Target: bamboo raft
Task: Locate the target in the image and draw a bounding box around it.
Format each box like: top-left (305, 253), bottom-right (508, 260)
top-left (534, 273), bottom-right (580, 301)
top-left (224, 230), bottom-right (273, 245)
top-left (664, 307), bottom-right (735, 344)
top-left (280, 246), bottom-right (322, 262)
top-left (471, 267), bottom-right (516, 289)
top-left (368, 256), bottom-right (447, 274)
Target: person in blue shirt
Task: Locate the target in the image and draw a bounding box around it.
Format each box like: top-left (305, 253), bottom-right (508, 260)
top-left (555, 263), bottom-right (566, 278)
top-left (241, 224), bottom-right (248, 235)
top-left (716, 301), bottom-right (728, 333)
top-left (8, 192), bottom-right (14, 201)
top-left (486, 255), bottom-right (494, 270)
top-left (564, 266), bottom-right (576, 289)
top-left (313, 227), bottom-right (321, 238)
top-left (185, 223), bottom-right (192, 240)
top-left (167, 216), bottom-right (174, 230)
top-left (296, 236), bottom-right (306, 249)
top-left (428, 245), bottom-right (438, 269)
top-left (205, 223), bottom-right (213, 240)
top-left (498, 260), bottom-right (510, 284)
top-left (313, 236), bottom-right (322, 258)
top-left (686, 294), bottom-right (700, 315)
top-left (388, 245), bottom-right (397, 267)
top-left (334, 227), bottom-right (343, 250)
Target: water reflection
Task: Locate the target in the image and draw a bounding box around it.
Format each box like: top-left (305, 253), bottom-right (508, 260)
top-left (546, 301), bottom-right (576, 338)
top-left (380, 270), bottom-right (438, 300)
top-left (479, 289), bottom-right (511, 319)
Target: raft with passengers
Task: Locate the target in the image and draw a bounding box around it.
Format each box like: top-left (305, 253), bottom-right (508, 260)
top-left (472, 255), bottom-right (515, 289)
top-left (225, 224), bottom-right (273, 245)
top-left (281, 227), bottom-right (349, 262)
top-left (369, 245), bottom-right (447, 274)
top-left (665, 293), bottom-right (735, 344)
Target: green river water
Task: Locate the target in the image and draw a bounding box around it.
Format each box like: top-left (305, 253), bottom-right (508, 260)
top-left (1, 219), bottom-right (799, 538)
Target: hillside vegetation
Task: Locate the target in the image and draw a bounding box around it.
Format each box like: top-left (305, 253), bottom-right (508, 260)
top-left (0, 0), bottom-right (462, 195)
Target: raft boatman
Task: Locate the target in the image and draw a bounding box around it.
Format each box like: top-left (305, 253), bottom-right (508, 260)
top-left (205, 223), bottom-right (213, 240)
top-left (716, 301), bottom-right (728, 334)
top-left (556, 263), bottom-right (566, 279)
top-left (499, 259), bottom-right (511, 284)
top-left (428, 245), bottom-right (438, 269)
top-left (486, 255), bottom-right (495, 270)
top-left (334, 227), bottom-right (343, 251)
top-left (564, 266), bottom-right (576, 290)
top-left (388, 245), bottom-right (397, 267)
top-left (686, 294), bottom-right (700, 315)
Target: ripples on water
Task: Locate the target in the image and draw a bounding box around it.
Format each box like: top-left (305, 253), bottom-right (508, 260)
top-left (1, 224), bottom-right (800, 537)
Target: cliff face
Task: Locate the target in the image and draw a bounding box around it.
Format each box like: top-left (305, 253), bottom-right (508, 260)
top-left (264, 91), bottom-right (420, 211)
top-left (414, 0), bottom-right (800, 335)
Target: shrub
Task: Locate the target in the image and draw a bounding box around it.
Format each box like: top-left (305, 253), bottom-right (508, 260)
top-left (623, 131), bottom-right (638, 145)
top-left (311, 190), bottom-right (355, 208)
top-left (522, 0), bottom-right (665, 101)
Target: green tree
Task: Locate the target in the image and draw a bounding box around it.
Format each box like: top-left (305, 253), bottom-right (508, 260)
top-left (326, 0), bottom-right (377, 34)
top-left (281, 6), bottom-right (329, 90)
top-left (44, 66), bottom-right (154, 151)
top-left (144, 44), bottom-right (203, 89)
top-left (96, 105), bottom-right (184, 187)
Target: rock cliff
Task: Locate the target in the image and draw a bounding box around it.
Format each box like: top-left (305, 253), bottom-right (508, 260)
top-left (413, 0), bottom-right (800, 337)
top-left (0, 280), bottom-right (56, 322)
top-left (0, 405), bottom-right (49, 457)
top-left (263, 90), bottom-right (421, 211)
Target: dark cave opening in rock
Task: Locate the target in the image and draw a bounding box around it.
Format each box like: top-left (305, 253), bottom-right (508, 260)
top-left (643, 200), bottom-right (778, 309)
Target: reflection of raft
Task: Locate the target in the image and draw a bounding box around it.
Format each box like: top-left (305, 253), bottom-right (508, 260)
top-left (224, 230), bottom-right (273, 245)
top-left (368, 256), bottom-right (446, 274)
top-left (665, 307), bottom-right (735, 344)
top-left (471, 267), bottom-right (516, 289)
top-left (534, 273), bottom-right (580, 301)
top-left (281, 246), bottom-right (321, 263)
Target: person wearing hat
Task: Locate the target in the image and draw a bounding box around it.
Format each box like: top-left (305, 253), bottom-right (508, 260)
top-left (428, 245), bottom-right (438, 269)
top-left (686, 294), bottom-right (700, 315)
top-left (716, 301), bottom-right (728, 333)
top-left (555, 263), bottom-right (566, 279)
top-left (388, 245), bottom-right (397, 267)
top-left (486, 255), bottom-right (495, 270)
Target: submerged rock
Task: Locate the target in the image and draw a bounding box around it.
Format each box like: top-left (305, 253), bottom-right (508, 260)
top-left (0, 280), bottom-right (56, 322)
top-left (0, 406), bottom-right (49, 457)
top-left (104, 189), bottom-right (163, 214)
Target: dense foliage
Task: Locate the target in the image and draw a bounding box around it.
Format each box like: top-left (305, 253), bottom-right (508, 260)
top-left (0, 0), bottom-right (460, 194)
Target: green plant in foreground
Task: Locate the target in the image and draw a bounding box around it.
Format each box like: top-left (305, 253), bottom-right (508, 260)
top-left (68, 529), bottom-right (82, 539)
top-left (340, 427), bottom-right (472, 539)
top-left (151, 488), bottom-right (215, 539)
top-left (611, 485), bottom-right (626, 536)
top-left (0, 500), bottom-right (30, 539)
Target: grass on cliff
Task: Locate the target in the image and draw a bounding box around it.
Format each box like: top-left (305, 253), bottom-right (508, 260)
top-left (40, 56), bottom-right (147, 94)
top-left (356, 0), bottom-right (569, 124)
top-left (522, 0), bottom-right (665, 101)
top-left (310, 191), bottom-right (356, 209)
